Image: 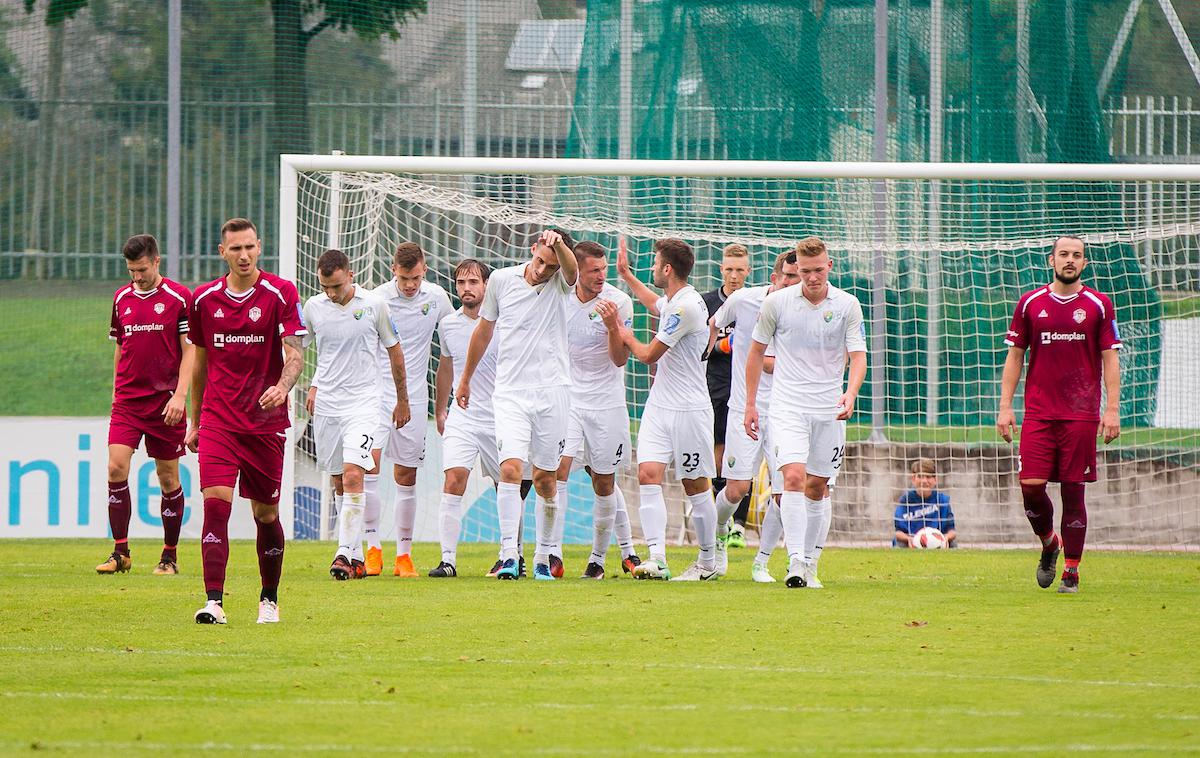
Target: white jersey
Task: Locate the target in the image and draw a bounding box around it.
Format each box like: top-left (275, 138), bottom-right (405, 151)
top-left (646, 285), bottom-right (710, 412)
top-left (566, 283), bottom-right (633, 411)
top-left (480, 263), bottom-right (573, 394)
top-left (752, 283), bottom-right (867, 415)
top-left (714, 284), bottom-right (775, 413)
top-left (372, 278), bottom-right (453, 407)
top-left (438, 307), bottom-right (498, 427)
top-left (302, 286), bottom-right (399, 417)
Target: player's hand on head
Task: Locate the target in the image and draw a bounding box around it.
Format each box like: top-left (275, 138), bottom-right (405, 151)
top-left (540, 229), bottom-right (562, 248)
top-left (258, 383), bottom-right (288, 410)
top-left (996, 409), bottom-right (1016, 443)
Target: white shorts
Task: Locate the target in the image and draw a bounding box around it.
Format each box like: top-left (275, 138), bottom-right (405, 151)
top-left (637, 404), bottom-right (716, 480)
top-left (314, 411), bottom-right (377, 474)
top-left (563, 406), bottom-right (631, 475)
top-left (442, 416), bottom-right (501, 482)
top-left (769, 408), bottom-right (846, 480)
top-left (378, 402), bottom-right (427, 468)
top-left (493, 387), bottom-right (570, 472)
top-left (723, 405), bottom-right (766, 481)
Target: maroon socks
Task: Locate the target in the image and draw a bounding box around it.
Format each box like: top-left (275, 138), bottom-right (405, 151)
top-left (201, 497), bottom-right (232, 601)
top-left (108, 481), bottom-right (132, 555)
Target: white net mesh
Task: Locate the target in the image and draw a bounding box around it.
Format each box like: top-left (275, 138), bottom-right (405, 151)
top-left (289, 164), bottom-right (1200, 552)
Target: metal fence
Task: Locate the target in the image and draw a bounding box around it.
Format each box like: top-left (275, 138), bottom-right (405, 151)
top-left (2, 91), bottom-right (1199, 289)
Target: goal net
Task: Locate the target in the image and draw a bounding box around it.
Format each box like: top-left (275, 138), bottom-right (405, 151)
top-left (282, 156), bottom-right (1200, 552)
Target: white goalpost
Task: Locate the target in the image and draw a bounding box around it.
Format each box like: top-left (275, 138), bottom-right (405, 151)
top-left (280, 154), bottom-right (1200, 551)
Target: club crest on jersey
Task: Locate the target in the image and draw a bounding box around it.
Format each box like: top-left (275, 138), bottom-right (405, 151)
top-left (353, 308), bottom-right (365, 320)
top-left (823, 310), bottom-right (833, 323)
top-left (1073, 308), bottom-right (1087, 324)
top-left (588, 310), bottom-right (599, 321)
top-left (249, 306), bottom-right (262, 322)
top-left (421, 302), bottom-right (432, 316)
top-left (154, 302), bottom-right (166, 314)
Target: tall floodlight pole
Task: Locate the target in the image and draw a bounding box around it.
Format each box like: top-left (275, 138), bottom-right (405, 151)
top-left (618, 0), bottom-right (633, 225)
top-left (167, 0), bottom-right (181, 280)
top-left (926, 0), bottom-right (943, 426)
top-left (870, 0), bottom-right (889, 442)
top-left (461, 0), bottom-right (479, 260)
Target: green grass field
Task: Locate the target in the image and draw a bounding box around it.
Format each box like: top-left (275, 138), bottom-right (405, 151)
top-left (1, 540), bottom-right (1197, 754)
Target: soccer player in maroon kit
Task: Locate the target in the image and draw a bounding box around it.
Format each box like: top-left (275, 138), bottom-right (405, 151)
top-left (99, 234), bottom-right (194, 576)
top-left (186, 218), bottom-right (306, 624)
top-left (997, 236), bottom-right (1121, 594)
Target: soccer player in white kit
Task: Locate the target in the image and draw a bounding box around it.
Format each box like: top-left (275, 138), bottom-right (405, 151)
top-left (745, 237), bottom-right (867, 588)
top-left (456, 229), bottom-right (578, 581)
top-left (302, 249), bottom-right (410, 580)
top-left (616, 237), bottom-right (719, 581)
top-left (429, 259), bottom-right (501, 577)
top-left (556, 240), bottom-right (642, 580)
top-left (711, 249), bottom-right (801, 581)
top-left (370, 242), bottom-right (453, 577)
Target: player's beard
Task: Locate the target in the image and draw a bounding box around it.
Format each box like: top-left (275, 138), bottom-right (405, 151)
top-left (1055, 268), bottom-right (1081, 285)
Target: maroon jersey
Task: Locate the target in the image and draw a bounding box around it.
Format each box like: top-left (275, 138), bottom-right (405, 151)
top-left (1004, 284), bottom-right (1121, 421)
top-left (190, 271), bottom-right (306, 434)
top-left (109, 278), bottom-right (192, 418)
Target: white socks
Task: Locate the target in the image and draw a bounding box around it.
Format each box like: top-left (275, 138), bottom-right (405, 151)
top-left (805, 495), bottom-right (832, 564)
top-left (497, 481), bottom-right (522, 561)
top-left (533, 489), bottom-right (559, 564)
top-left (439, 493), bottom-right (463, 565)
top-left (393, 484), bottom-right (417, 557)
top-left (639, 484), bottom-right (668, 562)
top-left (590, 492), bottom-right (618, 566)
top-left (780, 491), bottom-right (809, 562)
top-left (715, 486), bottom-right (740, 539)
top-left (362, 473), bottom-right (382, 551)
top-left (549, 480), bottom-right (568, 557)
top-left (688, 490), bottom-right (717, 571)
top-left (756, 498), bottom-right (783, 565)
top-left (336, 491), bottom-right (365, 561)
top-left (613, 487), bottom-right (634, 558)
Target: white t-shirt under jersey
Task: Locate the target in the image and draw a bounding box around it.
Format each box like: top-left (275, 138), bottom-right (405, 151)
top-left (566, 283), bottom-right (633, 411)
top-left (752, 283), bottom-right (867, 415)
top-left (438, 307), bottom-right (498, 427)
top-left (372, 278), bottom-right (453, 407)
top-left (480, 263), bottom-right (573, 394)
top-left (303, 286), bottom-right (399, 417)
top-left (646, 285), bottom-right (710, 412)
top-left (713, 283), bottom-right (775, 414)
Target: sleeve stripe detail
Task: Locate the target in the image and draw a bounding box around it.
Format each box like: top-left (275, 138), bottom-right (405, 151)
top-left (194, 281), bottom-right (223, 304)
top-left (113, 286), bottom-right (134, 306)
top-left (161, 282), bottom-right (188, 306)
top-left (1020, 288), bottom-right (1048, 317)
top-left (1081, 289), bottom-right (1106, 317)
top-left (259, 278), bottom-right (288, 305)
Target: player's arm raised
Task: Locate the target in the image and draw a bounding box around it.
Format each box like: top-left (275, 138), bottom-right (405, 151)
top-left (386, 342), bottom-right (411, 428)
top-left (164, 335), bottom-right (194, 427)
top-left (996, 346), bottom-right (1025, 443)
top-left (744, 339), bottom-right (767, 441)
top-left (542, 229), bottom-right (578, 287)
top-left (457, 317), bottom-right (495, 409)
top-left (434, 352), bottom-right (452, 435)
top-left (1101, 348), bottom-right (1120, 443)
top-left (616, 236), bottom-right (660, 316)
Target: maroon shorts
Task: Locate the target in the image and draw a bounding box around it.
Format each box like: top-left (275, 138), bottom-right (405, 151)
top-left (108, 409), bottom-right (187, 460)
top-left (1018, 419), bottom-right (1099, 483)
top-left (198, 427), bottom-right (287, 504)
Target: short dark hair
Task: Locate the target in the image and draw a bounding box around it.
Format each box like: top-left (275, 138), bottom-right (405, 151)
top-left (394, 242), bottom-right (424, 269)
top-left (317, 249), bottom-right (350, 277)
top-left (655, 238), bottom-right (694, 281)
top-left (545, 228), bottom-right (576, 250)
top-left (1052, 235), bottom-right (1087, 255)
top-left (122, 233), bottom-right (159, 262)
top-left (574, 240), bottom-right (606, 260)
top-left (453, 258), bottom-right (491, 282)
top-left (220, 217), bottom-right (257, 240)
top-left (772, 249), bottom-right (797, 275)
